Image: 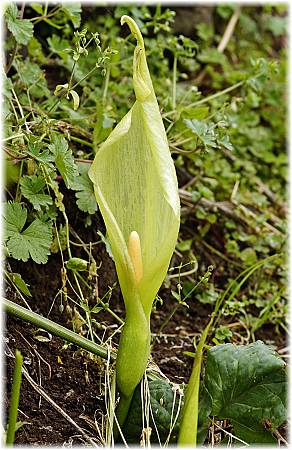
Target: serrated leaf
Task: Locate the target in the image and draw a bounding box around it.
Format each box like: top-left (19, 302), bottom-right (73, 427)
top-left (184, 119), bottom-right (217, 150)
top-left (62, 3), bottom-right (82, 28)
top-left (27, 141), bottom-right (54, 165)
top-left (5, 2), bottom-right (18, 20)
top-left (217, 134), bottom-right (234, 151)
top-left (47, 35), bottom-right (70, 52)
top-left (72, 163), bottom-right (97, 214)
top-left (47, 35), bottom-right (71, 60)
top-left (5, 4), bottom-right (34, 45)
top-left (3, 202), bottom-right (52, 264)
top-left (204, 341), bottom-right (287, 444)
top-left (48, 134), bottom-right (78, 188)
top-left (4, 202), bottom-right (27, 239)
top-left (20, 175), bottom-right (53, 210)
top-left (13, 61), bottom-right (49, 99)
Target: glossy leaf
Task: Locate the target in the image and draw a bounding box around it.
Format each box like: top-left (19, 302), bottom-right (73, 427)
top-left (204, 341), bottom-right (287, 444)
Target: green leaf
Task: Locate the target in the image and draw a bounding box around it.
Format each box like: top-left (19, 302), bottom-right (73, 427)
top-left (72, 163), bottom-right (97, 215)
top-left (198, 48), bottom-right (228, 66)
top-left (217, 134), bottom-right (234, 151)
top-left (5, 4), bottom-right (34, 45)
top-left (90, 305), bottom-right (104, 314)
top-left (13, 60), bottom-right (49, 100)
top-left (124, 378), bottom-right (211, 445)
top-left (239, 247), bottom-right (258, 265)
top-left (20, 175), bottom-right (53, 211)
top-left (30, 3), bottom-right (43, 15)
top-left (4, 202), bottom-right (27, 239)
top-left (28, 37), bottom-right (47, 64)
top-left (184, 119), bottom-right (217, 150)
top-left (97, 231), bottom-right (113, 259)
top-left (264, 15), bottom-right (287, 37)
top-left (62, 3), bottom-right (82, 28)
top-left (204, 341), bottom-right (287, 444)
top-left (4, 202), bottom-right (52, 264)
top-left (48, 134), bottom-right (78, 188)
top-left (232, 420), bottom-right (277, 444)
top-left (47, 35), bottom-right (70, 60)
top-left (123, 379), bottom-right (183, 444)
top-left (93, 104), bottom-right (115, 147)
top-left (27, 141), bottom-right (54, 165)
top-left (176, 239), bottom-right (192, 252)
top-left (7, 272), bottom-right (32, 297)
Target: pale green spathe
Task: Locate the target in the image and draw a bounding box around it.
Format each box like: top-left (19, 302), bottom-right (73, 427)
top-left (89, 15), bottom-right (180, 411)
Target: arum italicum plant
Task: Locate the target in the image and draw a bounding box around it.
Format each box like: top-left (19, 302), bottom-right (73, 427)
top-left (89, 16), bottom-right (180, 428)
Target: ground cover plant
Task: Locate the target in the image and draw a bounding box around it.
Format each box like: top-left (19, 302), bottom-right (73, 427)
top-left (3, 3), bottom-right (288, 447)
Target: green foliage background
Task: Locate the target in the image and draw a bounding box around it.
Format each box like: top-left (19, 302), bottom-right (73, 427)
top-left (4, 4), bottom-right (287, 347)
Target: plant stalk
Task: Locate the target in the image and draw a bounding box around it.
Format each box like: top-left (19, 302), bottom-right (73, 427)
top-left (178, 318), bottom-right (213, 446)
top-left (6, 350), bottom-right (23, 445)
top-left (172, 55), bottom-right (177, 109)
top-left (3, 298), bottom-right (114, 361)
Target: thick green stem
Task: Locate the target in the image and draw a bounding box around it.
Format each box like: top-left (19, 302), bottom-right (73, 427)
top-left (3, 298), bottom-right (114, 361)
top-left (114, 393), bottom-right (134, 439)
top-left (6, 350), bottom-right (23, 445)
top-left (178, 318), bottom-right (213, 446)
top-left (114, 304), bottom-right (151, 433)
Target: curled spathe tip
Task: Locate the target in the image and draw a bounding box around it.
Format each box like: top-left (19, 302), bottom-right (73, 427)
top-left (121, 15), bottom-right (144, 48)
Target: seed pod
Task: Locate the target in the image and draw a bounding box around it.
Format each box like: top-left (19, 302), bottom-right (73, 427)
top-left (66, 257), bottom-right (88, 272)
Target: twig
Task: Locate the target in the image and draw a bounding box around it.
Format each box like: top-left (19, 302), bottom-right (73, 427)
top-left (179, 189), bottom-right (248, 226)
top-left (181, 173), bottom-right (202, 190)
top-left (217, 6), bottom-right (241, 53)
top-left (195, 7), bottom-right (241, 85)
top-left (210, 418), bottom-right (249, 446)
top-left (4, 147), bottom-right (27, 161)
